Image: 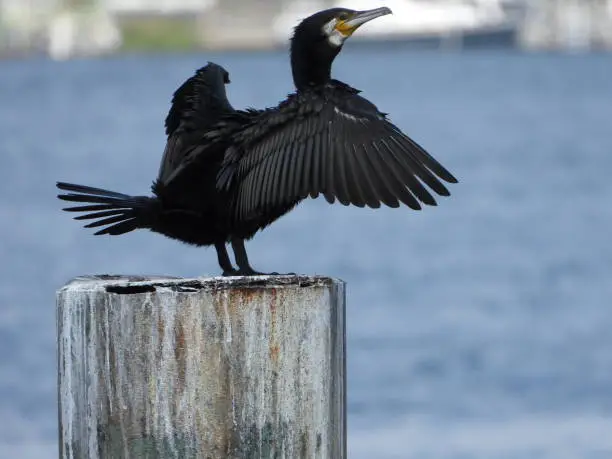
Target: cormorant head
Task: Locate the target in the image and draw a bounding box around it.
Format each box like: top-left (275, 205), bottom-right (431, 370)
top-left (290, 6), bottom-right (392, 90)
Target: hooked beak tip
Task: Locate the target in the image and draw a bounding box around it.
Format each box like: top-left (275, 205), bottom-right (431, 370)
top-left (349, 6), bottom-right (393, 28)
top-left (358, 6), bottom-right (393, 19)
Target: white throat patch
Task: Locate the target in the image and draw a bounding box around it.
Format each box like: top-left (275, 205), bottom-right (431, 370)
top-left (322, 19), bottom-right (347, 47)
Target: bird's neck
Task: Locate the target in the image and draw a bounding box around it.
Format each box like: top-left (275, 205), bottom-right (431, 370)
top-left (290, 46), bottom-right (336, 91)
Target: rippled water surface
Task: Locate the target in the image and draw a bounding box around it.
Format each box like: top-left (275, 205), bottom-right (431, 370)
top-left (1, 49), bottom-right (611, 458)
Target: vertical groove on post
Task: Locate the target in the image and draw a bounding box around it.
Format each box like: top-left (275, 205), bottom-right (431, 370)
top-left (57, 275), bottom-right (346, 459)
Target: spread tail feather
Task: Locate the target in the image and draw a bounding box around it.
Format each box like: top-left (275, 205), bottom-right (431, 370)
top-left (57, 182), bottom-right (158, 235)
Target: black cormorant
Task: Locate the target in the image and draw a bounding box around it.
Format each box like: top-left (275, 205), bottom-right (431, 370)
top-left (57, 7), bottom-right (458, 276)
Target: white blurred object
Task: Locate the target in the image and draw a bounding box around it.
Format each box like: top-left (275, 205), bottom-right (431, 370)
top-left (104, 0), bottom-right (216, 14)
top-left (47, 8), bottom-right (122, 61)
top-left (520, 0), bottom-right (612, 51)
top-left (0, 0), bottom-right (57, 54)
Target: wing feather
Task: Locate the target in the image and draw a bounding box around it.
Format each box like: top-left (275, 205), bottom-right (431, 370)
top-left (261, 152), bottom-right (278, 210)
top-left (360, 143), bottom-right (400, 208)
top-left (310, 131), bottom-right (324, 198)
top-left (249, 149), bottom-right (267, 215)
top-left (400, 131), bottom-right (458, 183)
top-left (370, 140), bottom-right (421, 210)
top-left (276, 142), bottom-right (293, 205)
top-left (379, 137), bottom-right (436, 206)
top-left (288, 141), bottom-right (304, 199)
top-left (388, 134), bottom-right (451, 197)
top-left (350, 144), bottom-right (382, 209)
top-left (324, 128), bottom-right (337, 204)
top-left (342, 141), bottom-right (367, 208)
top-left (298, 134), bottom-right (314, 197)
top-left (332, 113), bottom-right (355, 206)
top-left (333, 139), bottom-right (351, 206)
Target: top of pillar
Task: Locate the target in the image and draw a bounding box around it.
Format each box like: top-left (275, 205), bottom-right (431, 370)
top-left (57, 274), bottom-right (344, 295)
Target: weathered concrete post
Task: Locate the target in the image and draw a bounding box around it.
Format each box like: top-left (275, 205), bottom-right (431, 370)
top-left (57, 275), bottom-right (346, 459)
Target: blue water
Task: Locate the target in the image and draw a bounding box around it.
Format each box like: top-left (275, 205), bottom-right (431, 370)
top-left (1, 49), bottom-right (611, 458)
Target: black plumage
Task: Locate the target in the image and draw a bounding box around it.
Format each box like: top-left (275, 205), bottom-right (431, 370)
top-left (158, 61), bottom-right (240, 184)
top-left (57, 7), bottom-right (458, 276)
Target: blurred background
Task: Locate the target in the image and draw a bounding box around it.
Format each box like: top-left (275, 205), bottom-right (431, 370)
top-left (2, 0), bottom-right (612, 57)
top-left (1, 0), bottom-right (611, 458)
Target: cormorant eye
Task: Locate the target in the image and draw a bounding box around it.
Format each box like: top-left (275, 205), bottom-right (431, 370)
top-left (337, 12), bottom-right (350, 21)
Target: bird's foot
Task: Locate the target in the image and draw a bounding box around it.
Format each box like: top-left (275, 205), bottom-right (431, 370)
top-left (224, 269), bottom-right (297, 277)
top-left (236, 268), bottom-right (269, 276)
top-left (220, 267), bottom-right (263, 277)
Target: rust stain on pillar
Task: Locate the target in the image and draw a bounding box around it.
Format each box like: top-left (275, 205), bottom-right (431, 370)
top-left (174, 320), bottom-right (187, 391)
top-left (269, 287), bottom-right (280, 366)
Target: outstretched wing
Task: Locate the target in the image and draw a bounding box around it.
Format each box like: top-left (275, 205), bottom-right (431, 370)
top-left (157, 62), bottom-right (235, 184)
top-left (217, 88), bottom-right (458, 222)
